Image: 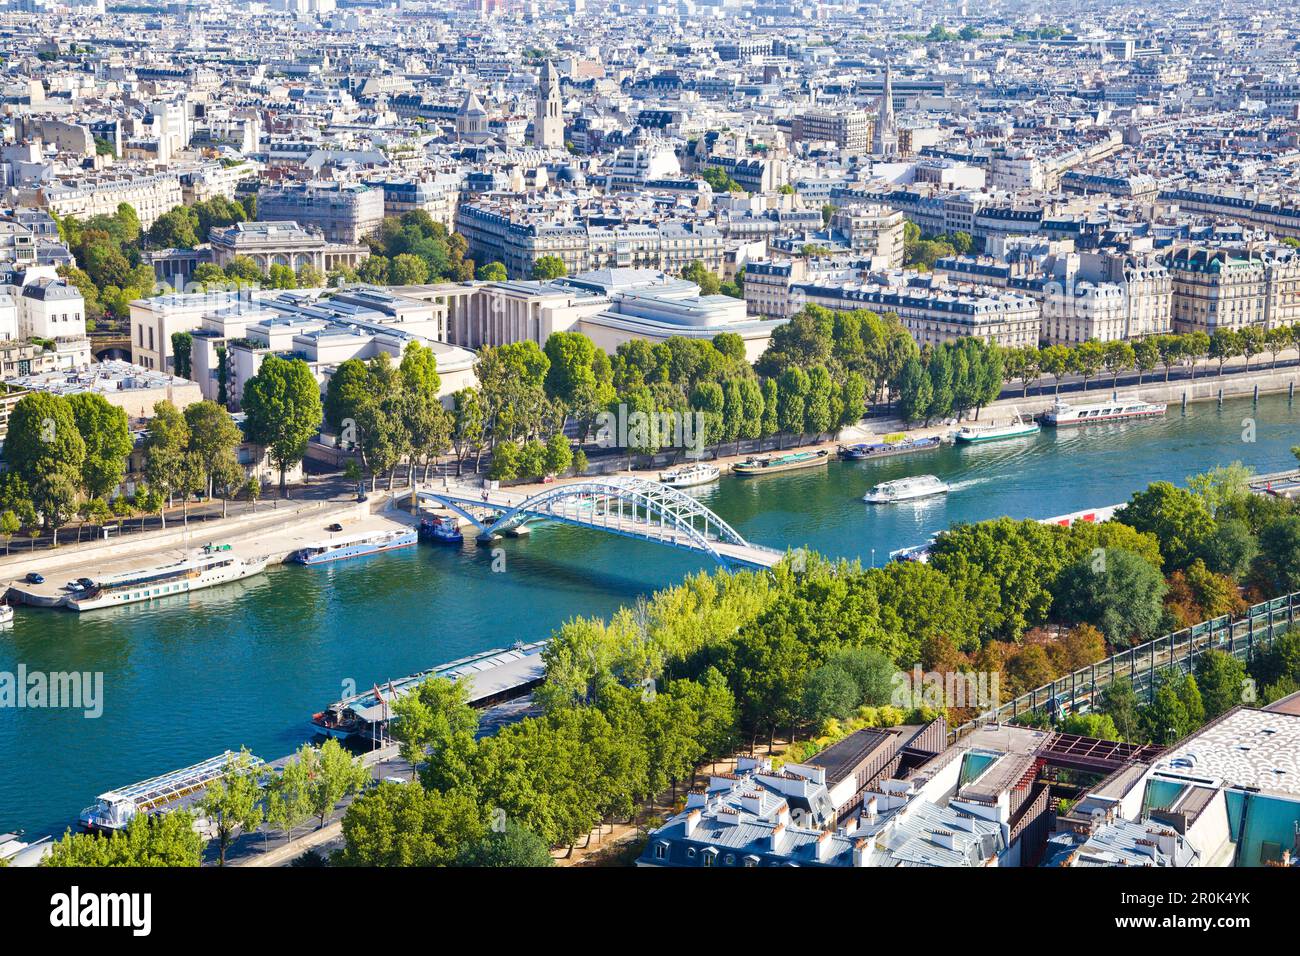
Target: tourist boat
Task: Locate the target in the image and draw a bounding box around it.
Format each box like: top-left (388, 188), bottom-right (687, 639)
top-left (838, 435), bottom-right (945, 460)
top-left (732, 449), bottom-right (831, 476)
top-left (658, 462), bottom-right (721, 488)
top-left (290, 528), bottom-right (418, 565)
top-left (863, 475), bottom-right (950, 503)
top-left (419, 513), bottom-right (464, 544)
top-left (66, 550), bottom-right (269, 612)
top-left (0, 603), bottom-right (11, 625)
top-left (1041, 396), bottom-right (1167, 427)
top-left (78, 751), bottom-right (262, 832)
top-left (311, 640), bottom-right (549, 739)
top-left (955, 410), bottom-right (1041, 444)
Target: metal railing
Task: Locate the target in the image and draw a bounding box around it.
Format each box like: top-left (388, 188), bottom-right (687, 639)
top-left (949, 590), bottom-right (1298, 743)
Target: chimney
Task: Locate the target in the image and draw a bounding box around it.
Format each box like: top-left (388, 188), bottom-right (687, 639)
top-left (740, 791), bottom-right (764, 816)
top-left (852, 837), bottom-right (870, 867)
top-left (863, 795), bottom-right (879, 821)
top-left (769, 822), bottom-right (787, 854)
top-left (932, 829), bottom-right (957, 850)
top-left (816, 828), bottom-right (834, 863)
top-left (683, 809), bottom-right (701, 838)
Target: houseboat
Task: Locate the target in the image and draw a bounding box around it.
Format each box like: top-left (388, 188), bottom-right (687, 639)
top-left (838, 435), bottom-right (945, 460)
top-left (732, 449), bottom-right (831, 476)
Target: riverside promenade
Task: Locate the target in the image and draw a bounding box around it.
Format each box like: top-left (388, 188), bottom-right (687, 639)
top-left (1, 493), bottom-right (414, 608)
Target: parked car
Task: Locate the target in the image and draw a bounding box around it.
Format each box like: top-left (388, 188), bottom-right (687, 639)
top-left (24, 572), bottom-right (43, 585)
top-left (326, 523), bottom-right (344, 533)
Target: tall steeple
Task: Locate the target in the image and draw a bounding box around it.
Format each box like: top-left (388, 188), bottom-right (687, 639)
top-left (873, 62), bottom-right (898, 158)
top-left (533, 60), bottom-right (564, 149)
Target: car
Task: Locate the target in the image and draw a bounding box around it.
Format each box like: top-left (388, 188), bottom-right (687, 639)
top-left (24, 572), bottom-right (44, 585)
top-left (326, 523), bottom-right (344, 533)
top-left (77, 578), bottom-right (94, 588)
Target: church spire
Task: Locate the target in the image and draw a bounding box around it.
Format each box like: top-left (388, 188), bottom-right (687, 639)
top-left (873, 62), bottom-right (898, 158)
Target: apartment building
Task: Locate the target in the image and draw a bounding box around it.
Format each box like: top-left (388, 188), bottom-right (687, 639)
top-left (795, 275), bottom-right (1041, 349)
top-left (256, 181), bottom-right (385, 243)
top-left (1162, 245), bottom-right (1300, 334)
top-left (792, 108), bottom-right (873, 155)
top-left (37, 170), bottom-right (184, 228)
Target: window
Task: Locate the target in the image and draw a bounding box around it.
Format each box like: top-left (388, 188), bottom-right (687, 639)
top-left (654, 843), bottom-right (666, 860)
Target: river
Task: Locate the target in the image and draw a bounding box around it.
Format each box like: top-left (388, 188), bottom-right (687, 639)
top-left (3, 393), bottom-right (1298, 836)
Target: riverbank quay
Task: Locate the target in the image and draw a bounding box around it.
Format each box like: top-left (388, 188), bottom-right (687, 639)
top-left (2, 493), bottom-right (413, 608)
top-left (994, 359), bottom-right (1300, 416)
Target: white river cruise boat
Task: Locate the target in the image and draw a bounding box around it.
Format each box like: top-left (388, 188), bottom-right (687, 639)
top-left (66, 550), bottom-right (269, 612)
top-left (1042, 396), bottom-right (1167, 427)
top-left (863, 474), bottom-right (951, 504)
top-left (658, 462), bottom-right (721, 488)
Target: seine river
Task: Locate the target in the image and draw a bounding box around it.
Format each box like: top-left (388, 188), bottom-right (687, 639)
top-left (3, 393), bottom-right (1299, 836)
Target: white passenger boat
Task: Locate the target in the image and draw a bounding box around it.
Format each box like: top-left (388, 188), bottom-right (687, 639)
top-left (66, 550), bottom-right (269, 612)
top-left (955, 409), bottom-right (1040, 444)
top-left (863, 475), bottom-right (951, 504)
top-left (79, 751), bottom-right (263, 832)
top-left (658, 462), bottom-right (721, 488)
top-left (0, 603), bottom-right (12, 624)
top-left (1042, 396), bottom-right (1167, 426)
top-left (290, 528), bottom-right (418, 565)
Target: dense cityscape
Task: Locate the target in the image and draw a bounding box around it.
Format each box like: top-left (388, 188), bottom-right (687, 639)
top-left (0, 0), bottom-right (1297, 907)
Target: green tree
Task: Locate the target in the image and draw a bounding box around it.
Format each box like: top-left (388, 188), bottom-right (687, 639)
top-left (1195, 649), bottom-right (1249, 719)
top-left (241, 355), bottom-right (323, 496)
top-left (338, 783), bottom-right (486, 867)
top-left (183, 400), bottom-right (245, 498)
top-left (196, 749), bottom-right (265, 866)
top-left (143, 399), bottom-right (190, 521)
top-left (477, 261), bottom-right (508, 282)
top-left (67, 392), bottom-right (133, 500)
top-left (264, 753), bottom-right (314, 845)
top-left (454, 820), bottom-right (554, 867)
top-left (531, 255), bottom-right (567, 280)
top-left (1252, 515), bottom-right (1300, 595)
top-left (43, 811), bottom-right (204, 867)
top-left (302, 738), bottom-right (371, 830)
top-left (1117, 481), bottom-right (1216, 570)
top-left (391, 676), bottom-right (481, 793)
top-left (1099, 677), bottom-right (1142, 742)
top-left (1053, 548), bottom-right (1168, 648)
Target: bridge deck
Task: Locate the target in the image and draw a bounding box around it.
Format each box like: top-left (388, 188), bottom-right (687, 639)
top-left (418, 484), bottom-right (784, 569)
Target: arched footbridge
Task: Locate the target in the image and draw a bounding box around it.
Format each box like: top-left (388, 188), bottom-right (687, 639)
top-left (417, 476), bottom-right (787, 569)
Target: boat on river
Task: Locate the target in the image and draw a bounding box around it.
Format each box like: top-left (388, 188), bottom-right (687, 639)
top-left (420, 513), bottom-right (464, 544)
top-left (78, 751), bottom-right (263, 832)
top-left (66, 549), bottom-right (269, 612)
top-left (658, 462), bottom-right (721, 488)
top-left (732, 449), bottom-right (830, 476)
top-left (838, 435), bottom-right (945, 460)
top-left (955, 410), bottom-right (1040, 444)
top-left (863, 474), bottom-right (950, 504)
top-left (1042, 396), bottom-right (1166, 426)
top-left (290, 528), bottom-right (418, 565)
